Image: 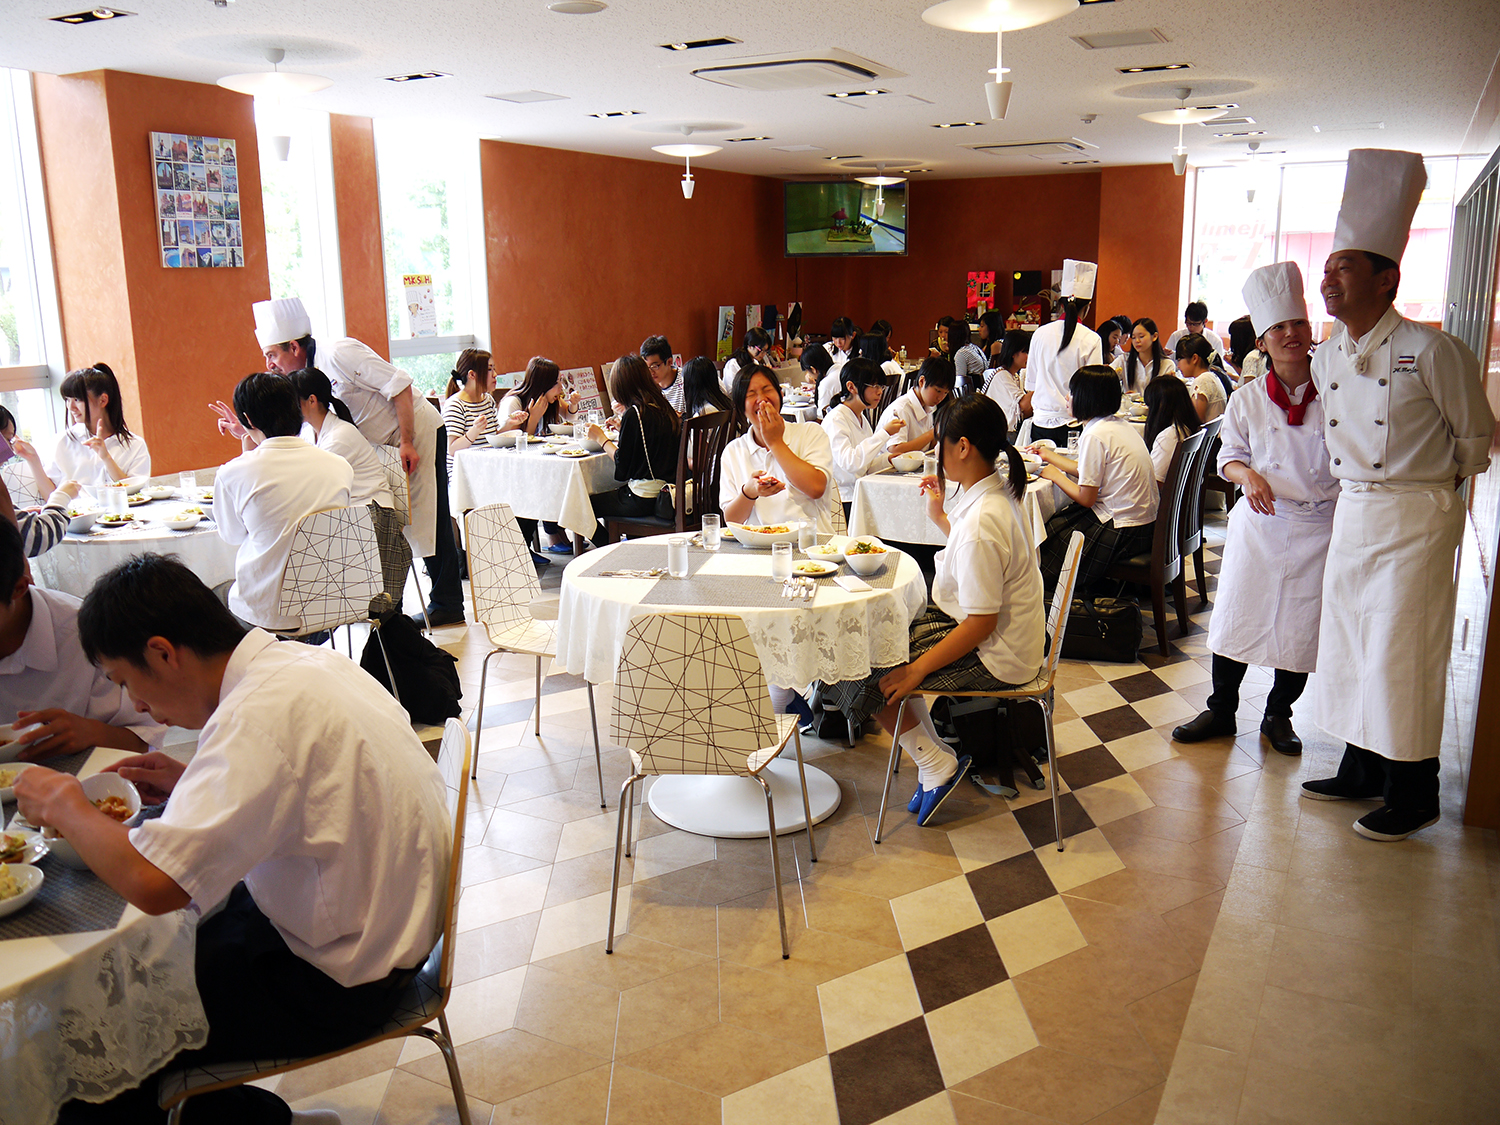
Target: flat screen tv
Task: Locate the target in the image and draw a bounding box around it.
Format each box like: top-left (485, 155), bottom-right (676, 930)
top-left (784, 181), bottom-right (907, 257)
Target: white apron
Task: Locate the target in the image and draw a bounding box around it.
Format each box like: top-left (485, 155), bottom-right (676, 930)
top-left (402, 396), bottom-right (443, 558)
top-left (1207, 497), bottom-right (1335, 672)
top-left (1314, 482), bottom-right (1464, 760)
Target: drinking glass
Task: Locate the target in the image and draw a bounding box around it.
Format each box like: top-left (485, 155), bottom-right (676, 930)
top-left (798, 520), bottom-right (817, 552)
top-left (701, 513), bottom-right (720, 551)
top-left (667, 536), bottom-right (689, 578)
top-left (179, 470), bottom-right (196, 496)
top-left (1066, 429), bottom-right (1080, 457)
top-left (514, 428), bottom-right (527, 451)
top-left (574, 421), bottom-right (588, 441)
top-left (588, 410), bottom-right (603, 428)
top-left (770, 541), bottom-right (793, 582)
top-left (105, 487), bottom-right (128, 516)
top-left (922, 452), bottom-right (938, 480)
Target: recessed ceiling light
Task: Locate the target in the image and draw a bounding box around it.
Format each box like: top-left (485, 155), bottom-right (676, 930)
top-left (1194, 103), bottom-right (1240, 111)
top-left (1213, 130), bottom-right (1266, 138)
top-left (773, 144), bottom-right (823, 152)
top-left (587, 110), bottom-right (643, 118)
top-left (827, 89), bottom-right (889, 99)
top-left (488, 90), bottom-right (569, 103)
top-left (1060, 159), bottom-right (1101, 165)
top-left (933, 121), bottom-right (983, 128)
top-left (51, 7), bottom-right (133, 22)
top-left (824, 154), bottom-right (864, 159)
top-left (547, 0), bottom-right (606, 12)
top-left (726, 136), bottom-right (771, 142)
top-left (659, 37), bottom-right (741, 51)
top-left (1117, 62), bottom-right (1192, 73)
top-left (383, 72), bottom-right (449, 82)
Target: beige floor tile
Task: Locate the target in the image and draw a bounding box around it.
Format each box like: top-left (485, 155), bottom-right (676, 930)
top-left (719, 960), bottom-right (828, 1053)
top-left (461, 843), bottom-right (551, 887)
top-left (625, 885), bottom-right (720, 957)
top-left (799, 882), bottom-right (906, 949)
top-left (533, 934), bottom-right (713, 992)
top-left (812, 852), bottom-right (968, 902)
top-left (1104, 729), bottom-right (1178, 773)
top-left (947, 1091), bottom-right (1060, 1124)
top-left (287, 1070), bottom-right (391, 1125)
top-left (1153, 1041), bottom-right (1246, 1125)
top-left (605, 1063), bottom-right (721, 1125)
top-left (620, 1020), bottom-right (824, 1098)
top-left (275, 1041), bottom-right (402, 1105)
top-left (1052, 717), bottom-right (1104, 755)
top-left (1034, 828), bottom-right (1125, 892)
top-left (817, 953), bottom-right (924, 1052)
top-left (1130, 691), bottom-right (1199, 729)
top-left (532, 886), bottom-right (631, 961)
top-left (1162, 888), bottom-right (1224, 965)
top-left (403, 1027), bottom-right (602, 1106)
top-left (457, 865), bottom-right (553, 932)
top-left (1264, 924), bottom-right (1413, 1009)
top-left (925, 983), bottom-right (1042, 1088)
top-left (1082, 1083), bottom-right (1164, 1125)
top-left (1126, 973), bottom-right (1199, 1072)
top-left (1248, 984), bottom-right (1414, 1096)
top-left (614, 961), bottom-right (722, 1057)
top-left (1012, 976), bottom-right (1160, 1081)
top-left (1274, 873), bottom-right (1414, 951)
top-left (1107, 804), bottom-right (1244, 845)
top-left (721, 1056), bottom-right (839, 1125)
top-left (512, 964), bottom-right (621, 1058)
top-left (1232, 1056), bottom-right (1426, 1125)
top-left (552, 814), bottom-right (623, 863)
top-left (889, 876), bottom-right (986, 949)
top-left (1066, 867), bottom-right (1221, 916)
top-left (986, 895), bottom-right (1088, 977)
top-left (628, 828), bottom-right (717, 881)
top-left (1153, 661), bottom-right (1213, 690)
top-left (1062, 682), bottom-right (1128, 716)
top-left (954, 1044), bottom-right (1156, 1125)
top-left (545, 848), bottom-right (630, 909)
top-left (945, 812), bottom-right (1036, 873)
top-left (479, 808), bottom-right (565, 862)
top-left (375, 1067), bottom-right (492, 1125)
top-left (1072, 773), bottom-right (1155, 827)
top-left (872, 1090), bottom-right (961, 1124)
top-left (1226, 820), bottom-right (1296, 872)
top-left (1216, 864), bottom-right (1285, 924)
top-left (488, 1062), bottom-right (611, 1124)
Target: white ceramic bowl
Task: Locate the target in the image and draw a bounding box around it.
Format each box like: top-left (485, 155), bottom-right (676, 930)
top-left (484, 432), bottom-right (510, 447)
top-left (890, 452), bottom-right (924, 473)
top-left (0, 724), bottom-right (36, 764)
top-left (160, 513), bottom-right (202, 531)
top-left (843, 536), bottom-right (891, 576)
top-left (45, 773), bottom-right (143, 870)
top-left (140, 485), bottom-right (175, 500)
top-left (0, 760), bottom-right (37, 801)
top-left (804, 538), bottom-right (848, 563)
top-left (549, 422), bottom-right (575, 437)
top-left (67, 508), bottom-right (100, 533)
top-left (579, 437), bottom-right (605, 453)
top-left (0, 864), bottom-right (44, 919)
top-left (728, 523), bottom-right (801, 548)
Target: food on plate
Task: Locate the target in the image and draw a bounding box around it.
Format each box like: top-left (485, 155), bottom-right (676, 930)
top-left (0, 865), bottom-right (21, 899)
top-left (94, 795), bottom-right (132, 822)
top-left (848, 541), bottom-right (886, 554)
top-left (66, 505), bottom-right (98, 518)
top-left (179, 506), bottom-right (205, 517)
top-left (794, 561), bottom-right (833, 575)
top-left (556, 448), bottom-right (590, 458)
top-left (806, 543), bottom-right (841, 556)
top-left (740, 524), bottom-right (791, 535)
top-left (0, 767), bottom-right (17, 788)
top-left (98, 514), bottom-right (134, 526)
top-left (127, 493), bottom-right (151, 506)
top-left (0, 832), bottom-right (26, 863)
top-left (102, 481), bottom-right (128, 490)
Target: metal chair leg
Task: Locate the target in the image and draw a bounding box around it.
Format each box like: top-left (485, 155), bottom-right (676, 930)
top-left (409, 561), bottom-right (431, 633)
top-left (373, 623), bottom-right (400, 707)
top-left (587, 683), bottom-right (605, 808)
top-left (166, 1104), bottom-right (183, 1125)
top-left (1041, 693), bottom-right (1064, 852)
top-left (791, 728), bottom-right (817, 863)
top-left (428, 1017), bottom-right (475, 1125)
top-left (534, 655), bottom-right (543, 736)
top-left (873, 697), bottom-right (911, 844)
top-left (606, 773), bottom-right (640, 953)
top-left (757, 773), bottom-right (790, 959)
top-left (471, 648), bottom-right (498, 779)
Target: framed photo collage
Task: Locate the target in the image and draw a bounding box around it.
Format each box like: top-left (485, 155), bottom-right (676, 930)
top-left (151, 131), bottom-right (244, 269)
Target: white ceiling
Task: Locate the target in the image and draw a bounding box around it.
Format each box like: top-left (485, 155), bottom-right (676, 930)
top-left (3, 0), bottom-right (1498, 178)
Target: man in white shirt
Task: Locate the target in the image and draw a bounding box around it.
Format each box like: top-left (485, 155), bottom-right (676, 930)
top-left (15, 554), bottom-right (450, 1123)
top-left (640, 335), bottom-right (685, 414)
top-left (215, 372), bottom-right (354, 633)
top-left (1165, 301), bottom-right (1226, 360)
top-left (0, 519), bottom-right (166, 760)
top-left (254, 297), bottom-right (466, 628)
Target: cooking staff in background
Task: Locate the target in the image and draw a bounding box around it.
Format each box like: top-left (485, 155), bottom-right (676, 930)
top-left (1023, 259), bottom-right (1103, 446)
top-left (1303, 149), bottom-right (1494, 842)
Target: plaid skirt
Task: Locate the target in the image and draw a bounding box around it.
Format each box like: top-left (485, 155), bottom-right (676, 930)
top-left (819, 608), bottom-right (1030, 727)
top-left (370, 502), bottom-right (413, 612)
top-left (1037, 502), bottom-right (1153, 597)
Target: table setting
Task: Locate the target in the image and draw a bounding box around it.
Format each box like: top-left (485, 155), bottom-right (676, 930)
top-left (848, 460), bottom-right (1065, 549)
top-left (449, 424), bottom-right (617, 540)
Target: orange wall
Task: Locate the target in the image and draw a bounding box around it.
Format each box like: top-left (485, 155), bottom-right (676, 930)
top-left (34, 69), bottom-right (269, 474)
top-left (1096, 164), bottom-right (1188, 329)
top-left (329, 113), bottom-right (389, 359)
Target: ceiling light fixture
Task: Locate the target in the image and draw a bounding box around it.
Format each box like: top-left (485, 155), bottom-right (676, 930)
top-left (587, 109), bottom-right (643, 118)
top-left (383, 71), bottom-right (450, 82)
top-left (726, 136), bottom-right (771, 142)
top-left (51, 7), bottom-right (133, 22)
top-left (547, 0), bottom-right (606, 13)
top-left (854, 163), bottom-right (905, 218)
top-left (922, 0), bottom-right (1081, 121)
top-left (651, 131), bottom-right (721, 199)
top-left (933, 121), bottom-right (982, 128)
top-left (218, 47), bottom-right (333, 99)
top-left (1117, 62), bottom-right (1191, 74)
top-left (658, 37), bottom-right (740, 51)
top-left (1138, 86), bottom-right (1224, 175)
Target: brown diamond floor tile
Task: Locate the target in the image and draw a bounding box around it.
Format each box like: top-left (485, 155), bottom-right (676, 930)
top-left (1012, 792), bottom-right (1095, 849)
top-left (1055, 746), bottom-right (1127, 791)
top-left (906, 923), bottom-right (1010, 1012)
top-left (1082, 705), bottom-right (1153, 744)
top-left (829, 1017), bottom-right (947, 1125)
top-left (965, 851), bottom-right (1056, 920)
top-left (953, 1045), bottom-right (1157, 1125)
top-left (1108, 670), bottom-right (1173, 703)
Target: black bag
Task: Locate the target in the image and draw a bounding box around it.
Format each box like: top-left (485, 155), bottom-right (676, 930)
top-left (1060, 597), bottom-right (1143, 662)
top-left (806, 682), bottom-right (864, 745)
top-left (937, 698), bottom-right (1047, 796)
top-left (361, 610), bottom-right (463, 724)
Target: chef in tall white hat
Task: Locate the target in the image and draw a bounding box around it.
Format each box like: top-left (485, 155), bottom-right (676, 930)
top-left (1022, 259), bottom-right (1102, 446)
top-left (250, 297), bottom-right (467, 628)
top-left (1303, 149), bottom-right (1493, 840)
top-left (1172, 261), bottom-right (1338, 758)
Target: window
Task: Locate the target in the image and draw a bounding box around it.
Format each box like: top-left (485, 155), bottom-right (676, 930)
top-left (256, 105), bottom-right (342, 342)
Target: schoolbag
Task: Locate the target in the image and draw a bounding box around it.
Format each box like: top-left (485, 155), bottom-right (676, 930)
top-left (360, 610), bottom-right (462, 725)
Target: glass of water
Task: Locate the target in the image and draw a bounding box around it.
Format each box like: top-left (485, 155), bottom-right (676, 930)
top-left (1067, 428), bottom-right (1080, 457)
top-left (514, 428), bottom-right (528, 451)
top-left (701, 513), bottom-right (720, 551)
top-left (179, 470), bottom-right (197, 496)
top-left (770, 541), bottom-right (793, 582)
top-left (922, 451), bottom-right (938, 480)
top-left (798, 520), bottom-right (817, 552)
top-left (588, 410), bottom-right (603, 428)
top-left (105, 486), bottom-right (128, 516)
top-left (667, 536), bottom-right (690, 578)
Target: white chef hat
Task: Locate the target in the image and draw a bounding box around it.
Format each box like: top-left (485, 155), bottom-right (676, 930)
top-left (252, 297), bottom-right (312, 349)
top-left (1241, 261), bottom-right (1307, 336)
top-left (1059, 259), bottom-right (1097, 300)
top-left (1331, 149), bottom-right (1427, 263)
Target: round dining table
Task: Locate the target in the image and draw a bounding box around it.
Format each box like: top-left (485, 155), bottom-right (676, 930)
top-left (1, 747), bottom-right (207, 1125)
top-left (554, 533), bottom-right (929, 838)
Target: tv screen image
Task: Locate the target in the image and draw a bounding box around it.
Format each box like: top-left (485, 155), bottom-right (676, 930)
top-left (785, 181), bottom-right (907, 257)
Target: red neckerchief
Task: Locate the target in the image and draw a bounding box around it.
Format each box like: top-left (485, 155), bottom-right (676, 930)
top-left (1262, 359), bottom-right (1317, 426)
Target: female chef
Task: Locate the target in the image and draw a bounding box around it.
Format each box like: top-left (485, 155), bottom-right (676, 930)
top-left (1022, 260), bottom-right (1102, 445)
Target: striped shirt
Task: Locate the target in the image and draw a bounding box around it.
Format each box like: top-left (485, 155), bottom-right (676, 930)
top-left (440, 393), bottom-right (498, 480)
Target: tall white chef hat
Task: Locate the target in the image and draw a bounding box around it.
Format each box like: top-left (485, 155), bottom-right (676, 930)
top-left (1241, 261), bottom-right (1307, 336)
top-left (1331, 148), bottom-right (1427, 263)
top-left (252, 297), bottom-right (312, 349)
top-left (1059, 259), bottom-right (1097, 300)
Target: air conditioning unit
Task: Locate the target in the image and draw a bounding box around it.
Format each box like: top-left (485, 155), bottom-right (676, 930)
top-left (689, 48), bottom-right (905, 91)
top-left (962, 138), bottom-right (1100, 162)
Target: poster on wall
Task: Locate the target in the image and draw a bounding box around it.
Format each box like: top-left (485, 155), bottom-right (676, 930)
top-left (716, 306), bottom-right (735, 362)
top-left (402, 274), bottom-right (438, 337)
top-left (966, 271), bottom-right (995, 313)
top-left (497, 369), bottom-right (524, 393)
top-left (152, 132), bottom-right (241, 268)
top-left (560, 367), bottom-right (605, 417)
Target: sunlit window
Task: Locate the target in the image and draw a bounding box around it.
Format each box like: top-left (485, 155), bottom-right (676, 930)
top-left (256, 105), bottom-right (339, 342)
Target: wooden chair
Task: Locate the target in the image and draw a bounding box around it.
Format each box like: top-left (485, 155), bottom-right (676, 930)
top-left (875, 531), bottom-right (1084, 849)
top-left (1103, 428), bottom-right (1206, 656)
top-left (1200, 426), bottom-right (1239, 516)
top-left (1179, 418), bottom-right (1221, 609)
top-left (159, 720), bottom-right (475, 1125)
top-left (606, 411), bottom-right (734, 543)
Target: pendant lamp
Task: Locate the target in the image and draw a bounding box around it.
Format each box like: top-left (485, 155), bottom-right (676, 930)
top-left (854, 164), bottom-right (906, 218)
top-left (1138, 87), bottom-right (1225, 176)
top-left (651, 144), bottom-right (722, 199)
top-left (921, 0), bottom-right (1079, 120)
top-left (217, 48), bottom-right (332, 99)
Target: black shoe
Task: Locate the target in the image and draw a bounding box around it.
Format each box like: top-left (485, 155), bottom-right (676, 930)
top-left (1259, 715), bottom-right (1302, 756)
top-left (1353, 805), bottom-right (1440, 841)
top-left (1171, 710), bottom-right (1237, 743)
top-left (1300, 777), bottom-right (1384, 802)
top-left (414, 605), bottom-right (465, 629)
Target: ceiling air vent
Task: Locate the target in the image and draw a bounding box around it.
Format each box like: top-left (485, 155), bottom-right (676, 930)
top-left (690, 49), bottom-right (904, 92)
top-left (1070, 29), bottom-right (1169, 50)
top-left (963, 138), bottom-right (1100, 162)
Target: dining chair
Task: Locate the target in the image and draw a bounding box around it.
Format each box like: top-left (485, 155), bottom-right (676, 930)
top-left (606, 410), bottom-right (734, 542)
top-left (374, 444), bottom-right (430, 633)
top-left (875, 531), bottom-right (1085, 849)
top-left (1179, 417), bottom-right (1222, 609)
top-left (829, 482), bottom-right (848, 537)
top-left (605, 612), bottom-right (818, 960)
top-left (464, 502), bottom-right (605, 804)
top-left (1103, 428), bottom-right (1206, 656)
top-left (158, 719), bottom-right (475, 1125)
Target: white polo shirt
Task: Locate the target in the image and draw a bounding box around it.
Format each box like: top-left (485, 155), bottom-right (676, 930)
top-left (1076, 416), bottom-right (1157, 528)
top-left (719, 422), bottom-right (835, 532)
top-left (982, 368), bottom-right (1024, 433)
top-left (302, 414), bottom-right (394, 510)
top-left (1166, 326), bottom-right (1226, 359)
top-left (47, 429), bottom-right (151, 489)
top-left (1149, 423), bottom-right (1190, 484)
top-left (0, 586), bottom-right (166, 748)
top-left (821, 401), bottom-right (891, 494)
top-left (130, 630), bottom-right (450, 987)
top-left (214, 436), bottom-right (354, 630)
top-left (931, 472), bottom-right (1046, 685)
top-left (877, 388), bottom-right (939, 448)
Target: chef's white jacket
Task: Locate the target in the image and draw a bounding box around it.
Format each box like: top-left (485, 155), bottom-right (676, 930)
top-left (1023, 320), bottom-right (1102, 430)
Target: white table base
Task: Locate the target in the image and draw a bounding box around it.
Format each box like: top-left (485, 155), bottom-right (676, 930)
top-left (647, 760), bottom-right (842, 838)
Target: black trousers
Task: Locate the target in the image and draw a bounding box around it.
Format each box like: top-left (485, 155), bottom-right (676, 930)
top-left (60, 885), bottom-right (413, 1124)
top-left (1330, 744), bottom-right (1441, 811)
top-left (1030, 423), bottom-right (1072, 446)
top-left (422, 425), bottom-right (465, 613)
top-left (1206, 654), bottom-right (1308, 719)
top-left (589, 485), bottom-right (656, 547)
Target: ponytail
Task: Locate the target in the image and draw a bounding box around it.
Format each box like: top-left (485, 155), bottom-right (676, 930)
top-left (287, 367), bottom-right (353, 423)
top-left (1059, 298), bottom-right (1085, 350)
top-left (932, 394), bottom-right (1025, 501)
top-left (450, 347), bottom-right (494, 401)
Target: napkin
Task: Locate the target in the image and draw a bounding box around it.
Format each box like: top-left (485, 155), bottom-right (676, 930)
top-left (834, 575), bottom-right (872, 592)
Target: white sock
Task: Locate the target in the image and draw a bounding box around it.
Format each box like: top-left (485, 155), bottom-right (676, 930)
top-left (899, 726), bottom-right (958, 789)
top-left (768, 684), bottom-right (798, 713)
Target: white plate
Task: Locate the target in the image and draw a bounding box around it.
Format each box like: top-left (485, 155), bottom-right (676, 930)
top-left (728, 523), bottom-right (800, 548)
top-left (0, 761), bottom-right (37, 800)
top-left (0, 864), bottom-right (44, 918)
top-left (556, 447), bottom-right (592, 458)
top-left (158, 515), bottom-right (202, 531)
top-left (95, 515), bottom-right (136, 529)
top-left (793, 559), bottom-right (838, 577)
top-left (0, 829), bottom-right (48, 865)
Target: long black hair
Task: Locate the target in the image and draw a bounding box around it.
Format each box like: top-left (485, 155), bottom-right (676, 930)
top-left (834, 357), bottom-right (888, 407)
top-left (1058, 297), bottom-right (1091, 350)
top-left (933, 393), bottom-right (1026, 500)
top-left (513, 357), bottom-right (565, 429)
top-left (1174, 333), bottom-right (1233, 398)
top-left (1142, 375), bottom-right (1201, 452)
top-left (681, 355), bottom-right (732, 418)
top-left (1123, 317), bottom-right (1167, 391)
top-left (1228, 316), bottom-right (1258, 370)
top-left (289, 367), bottom-right (354, 423)
top-left (60, 363), bottom-right (134, 444)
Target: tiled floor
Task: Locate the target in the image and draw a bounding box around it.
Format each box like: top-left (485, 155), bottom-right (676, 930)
top-left (250, 515), bottom-right (1498, 1125)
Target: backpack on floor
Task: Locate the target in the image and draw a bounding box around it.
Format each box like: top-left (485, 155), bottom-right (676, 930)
top-left (360, 610), bottom-right (463, 725)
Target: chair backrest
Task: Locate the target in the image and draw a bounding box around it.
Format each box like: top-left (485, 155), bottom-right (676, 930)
top-left (676, 411), bottom-right (734, 530)
top-left (829, 481), bottom-right (848, 536)
top-left (374, 445), bottom-right (412, 525)
top-left (612, 612), bottom-right (777, 775)
top-left (464, 503), bottom-right (542, 634)
top-left (1147, 428), bottom-right (1206, 583)
top-left (1179, 418), bottom-right (1220, 555)
top-left (432, 718), bottom-right (471, 992)
top-left (1040, 531), bottom-right (1085, 686)
top-left (277, 506), bottom-right (385, 632)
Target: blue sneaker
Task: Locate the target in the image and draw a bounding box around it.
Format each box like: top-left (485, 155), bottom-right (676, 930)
top-left (907, 785), bottom-right (925, 814)
top-left (917, 756), bottom-right (972, 827)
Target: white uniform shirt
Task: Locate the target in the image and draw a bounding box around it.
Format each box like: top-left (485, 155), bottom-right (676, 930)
top-left (816, 369), bottom-right (844, 415)
top-left (1312, 308), bottom-right (1493, 484)
top-left (821, 402), bottom-right (890, 494)
top-left (0, 586), bottom-right (166, 747)
top-left (1023, 320), bottom-right (1103, 429)
top-left (46, 428), bottom-right (151, 489)
top-left (931, 472), bottom-right (1046, 685)
top-left (721, 356), bottom-right (742, 395)
top-left (129, 630), bottom-right (450, 987)
top-left (719, 422), bottom-right (835, 532)
top-left (1149, 424), bottom-right (1190, 484)
top-left (1217, 376), bottom-right (1339, 505)
top-left (1191, 372), bottom-right (1228, 422)
top-left (982, 368), bottom-right (1024, 432)
top-left (1112, 353), bottom-right (1176, 392)
top-left (1076, 415), bottom-right (1157, 528)
top-left (1166, 326), bottom-right (1226, 358)
top-left (878, 388), bottom-right (938, 449)
top-left (215, 436), bottom-right (355, 630)
top-left (301, 414), bottom-right (394, 510)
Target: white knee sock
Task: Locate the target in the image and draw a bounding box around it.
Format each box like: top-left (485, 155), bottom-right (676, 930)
top-left (898, 725), bottom-right (958, 789)
top-left (768, 684), bottom-right (800, 713)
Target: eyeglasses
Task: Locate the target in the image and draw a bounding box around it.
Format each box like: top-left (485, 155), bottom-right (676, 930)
top-left (644, 358), bottom-right (664, 371)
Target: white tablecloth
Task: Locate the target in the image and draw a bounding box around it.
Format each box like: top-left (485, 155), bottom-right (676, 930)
top-left (2, 749), bottom-right (207, 1125)
top-left (848, 472), bottom-right (1065, 549)
top-left (555, 534), bottom-right (929, 689)
top-left (449, 444), bottom-right (618, 539)
top-left (31, 498), bottom-right (238, 599)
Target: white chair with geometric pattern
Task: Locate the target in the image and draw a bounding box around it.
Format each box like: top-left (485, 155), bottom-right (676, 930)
top-left (464, 502), bottom-right (604, 805)
top-left (158, 719), bottom-right (475, 1124)
top-left (605, 612), bottom-right (817, 960)
top-left (829, 481), bottom-right (848, 537)
top-left (375, 444), bottom-right (430, 633)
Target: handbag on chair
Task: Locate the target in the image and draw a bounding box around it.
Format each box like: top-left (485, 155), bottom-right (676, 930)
top-left (1059, 597), bottom-right (1143, 663)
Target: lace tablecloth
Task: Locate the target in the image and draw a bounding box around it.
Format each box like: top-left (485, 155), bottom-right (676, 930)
top-left (848, 472), bottom-right (1064, 549)
top-left (1, 749), bottom-right (208, 1125)
top-left (555, 533), bottom-right (928, 688)
top-left (449, 444), bottom-right (618, 539)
